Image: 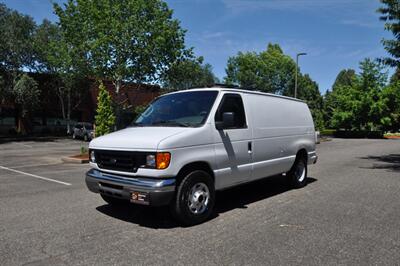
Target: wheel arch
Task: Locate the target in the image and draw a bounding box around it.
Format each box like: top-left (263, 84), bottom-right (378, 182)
top-left (176, 161), bottom-right (215, 185)
top-left (296, 148), bottom-right (308, 163)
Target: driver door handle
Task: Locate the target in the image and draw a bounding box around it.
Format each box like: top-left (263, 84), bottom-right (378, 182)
top-left (248, 141), bottom-right (252, 154)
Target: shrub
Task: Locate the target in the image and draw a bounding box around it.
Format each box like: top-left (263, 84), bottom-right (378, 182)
top-left (320, 129), bottom-right (336, 136)
top-left (80, 146), bottom-right (88, 155)
top-left (95, 81), bottom-right (116, 137)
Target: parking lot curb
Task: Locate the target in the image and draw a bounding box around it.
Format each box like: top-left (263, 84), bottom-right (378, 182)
top-left (61, 156), bottom-right (89, 164)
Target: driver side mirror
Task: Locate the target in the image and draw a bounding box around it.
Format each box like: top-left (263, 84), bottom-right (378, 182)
top-left (216, 112), bottom-right (235, 130)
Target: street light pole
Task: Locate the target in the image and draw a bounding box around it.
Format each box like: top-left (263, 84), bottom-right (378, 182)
top-left (295, 52), bottom-right (307, 98)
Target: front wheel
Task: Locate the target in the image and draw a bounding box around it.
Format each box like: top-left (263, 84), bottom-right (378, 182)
top-left (170, 170), bottom-right (215, 226)
top-left (287, 155), bottom-right (308, 188)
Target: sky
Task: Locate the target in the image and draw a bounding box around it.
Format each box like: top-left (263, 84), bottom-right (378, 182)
top-left (2, 0), bottom-right (392, 94)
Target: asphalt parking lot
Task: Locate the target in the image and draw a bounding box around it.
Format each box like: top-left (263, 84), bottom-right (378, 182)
top-left (1, 138), bottom-right (400, 265)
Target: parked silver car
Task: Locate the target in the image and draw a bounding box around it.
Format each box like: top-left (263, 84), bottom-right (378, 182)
top-left (86, 88), bottom-right (317, 225)
top-left (72, 122), bottom-right (94, 141)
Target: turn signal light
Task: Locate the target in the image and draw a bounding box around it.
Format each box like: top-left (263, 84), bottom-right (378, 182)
top-left (156, 152), bottom-right (171, 169)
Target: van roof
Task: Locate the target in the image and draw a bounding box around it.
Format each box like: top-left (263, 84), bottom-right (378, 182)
top-left (164, 87), bottom-right (305, 103)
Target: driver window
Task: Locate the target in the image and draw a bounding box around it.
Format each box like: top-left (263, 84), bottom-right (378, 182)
top-left (215, 94), bottom-right (247, 129)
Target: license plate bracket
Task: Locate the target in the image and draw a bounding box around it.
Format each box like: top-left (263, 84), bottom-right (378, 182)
top-left (130, 191), bottom-right (149, 205)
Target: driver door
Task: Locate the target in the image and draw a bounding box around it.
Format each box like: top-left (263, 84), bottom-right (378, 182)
top-left (213, 93), bottom-right (253, 189)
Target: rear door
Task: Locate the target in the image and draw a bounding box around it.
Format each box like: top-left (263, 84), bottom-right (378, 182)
top-left (213, 93), bottom-right (253, 189)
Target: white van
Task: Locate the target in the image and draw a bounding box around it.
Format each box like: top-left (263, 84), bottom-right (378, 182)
top-left (86, 88), bottom-right (317, 225)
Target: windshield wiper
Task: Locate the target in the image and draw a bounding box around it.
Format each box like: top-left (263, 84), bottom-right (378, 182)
top-left (151, 120), bottom-right (191, 127)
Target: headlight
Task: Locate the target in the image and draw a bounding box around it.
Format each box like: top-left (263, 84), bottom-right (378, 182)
top-left (146, 154), bottom-right (156, 168)
top-left (90, 150), bottom-right (96, 163)
top-left (145, 152), bottom-right (171, 169)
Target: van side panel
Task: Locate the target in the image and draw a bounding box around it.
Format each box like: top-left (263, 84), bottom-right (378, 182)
top-left (246, 94), bottom-right (315, 181)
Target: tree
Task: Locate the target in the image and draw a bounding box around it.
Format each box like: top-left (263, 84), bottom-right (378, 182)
top-left (54, 0), bottom-right (189, 93)
top-left (324, 69), bottom-right (357, 128)
top-left (0, 4), bottom-right (39, 130)
top-left (36, 18), bottom-right (89, 134)
top-left (0, 3), bottom-right (36, 104)
top-left (0, 3), bottom-right (36, 72)
top-left (378, 0), bottom-right (400, 67)
top-left (12, 74), bottom-right (40, 133)
top-left (33, 19), bottom-right (61, 73)
top-left (389, 67), bottom-right (400, 83)
top-left (332, 69), bottom-right (356, 91)
top-left (329, 59), bottom-right (389, 130)
top-left (380, 81), bottom-right (400, 131)
top-left (95, 82), bottom-right (116, 137)
top-left (54, 0), bottom-right (190, 129)
top-left (163, 56), bottom-right (217, 90)
top-left (225, 43), bottom-right (296, 94)
top-left (296, 74), bottom-right (325, 130)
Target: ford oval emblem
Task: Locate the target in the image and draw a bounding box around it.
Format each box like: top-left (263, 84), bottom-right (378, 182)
top-left (110, 158), bottom-right (117, 164)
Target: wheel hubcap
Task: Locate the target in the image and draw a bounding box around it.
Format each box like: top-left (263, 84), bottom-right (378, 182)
top-left (188, 182), bottom-right (210, 214)
top-left (295, 161), bottom-right (306, 182)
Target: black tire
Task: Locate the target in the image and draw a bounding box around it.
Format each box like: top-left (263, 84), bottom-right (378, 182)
top-left (287, 155), bottom-right (308, 188)
top-left (72, 133), bottom-right (76, 139)
top-left (100, 194), bottom-right (127, 206)
top-left (170, 170), bottom-right (215, 226)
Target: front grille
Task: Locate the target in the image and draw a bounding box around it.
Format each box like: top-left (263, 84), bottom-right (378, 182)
top-left (94, 150), bottom-right (148, 173)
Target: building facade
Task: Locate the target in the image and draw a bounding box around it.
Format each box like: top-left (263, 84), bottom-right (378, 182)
top-left (0, 73), bottom-right (160, 135)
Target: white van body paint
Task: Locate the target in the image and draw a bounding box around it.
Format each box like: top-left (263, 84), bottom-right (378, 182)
top-left (87, 88), bottom-right (317, 199)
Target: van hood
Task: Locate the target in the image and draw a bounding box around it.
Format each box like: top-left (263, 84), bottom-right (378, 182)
top-left (89, 127), bottom-right (188, 150)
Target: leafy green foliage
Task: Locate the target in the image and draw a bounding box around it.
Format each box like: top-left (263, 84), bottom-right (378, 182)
top-left (324, 69), bottom-right (357, 126)
top-left (296, 74), bottom-right (325, 130)
top-left (163, 56), bottom-right (217, 90)
top-left (378, 0), bottom-right (400, 67)
top-left (95, 82), bottom-right (116, 137)
top-left (0, 3), bottom-right (37, 106)
top-left (80, 146), bottom-right (88, 155)
top-left (225, 43), bottom-right (296, 94)
top-left (33, 19), bottom-right (62, 73)
top-left (133, 105), bottom-right (147, 119)
top-left (13, 73), bottom-right (40, 118)
top-left (54, 0), bottom-right (189, 93)
top-left (327, 59), bottom-right (396, 131)
top-left (332, 69), bottom-right (356, 91)
top-left (379, 82), bottom-right (400, 131)
top-left (0, 3), bottom-right (36, 72)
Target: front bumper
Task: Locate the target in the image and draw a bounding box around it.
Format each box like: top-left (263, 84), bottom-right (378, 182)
top-left (85, 168), bottom-right (175, 206)
top-left (308, 151), bottom-right (318, 164)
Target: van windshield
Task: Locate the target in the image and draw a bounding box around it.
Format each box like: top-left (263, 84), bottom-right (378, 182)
top-left (134, 91), bottom-right (219, 127)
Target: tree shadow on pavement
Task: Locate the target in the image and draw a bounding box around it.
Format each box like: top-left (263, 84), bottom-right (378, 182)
top-left (96, 175), bottom-right (317, 229)
top-left (360, 154), bottom-right (400, 172)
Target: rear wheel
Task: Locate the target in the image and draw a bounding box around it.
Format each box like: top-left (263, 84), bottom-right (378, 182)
top-left (170, 170), bottom-right (215, 226)
top-left (287, 155), bottom-right (308, 188)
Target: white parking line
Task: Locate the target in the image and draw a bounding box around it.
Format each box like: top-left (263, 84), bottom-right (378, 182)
top-left (0, 165), bottom-right (72, 186)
